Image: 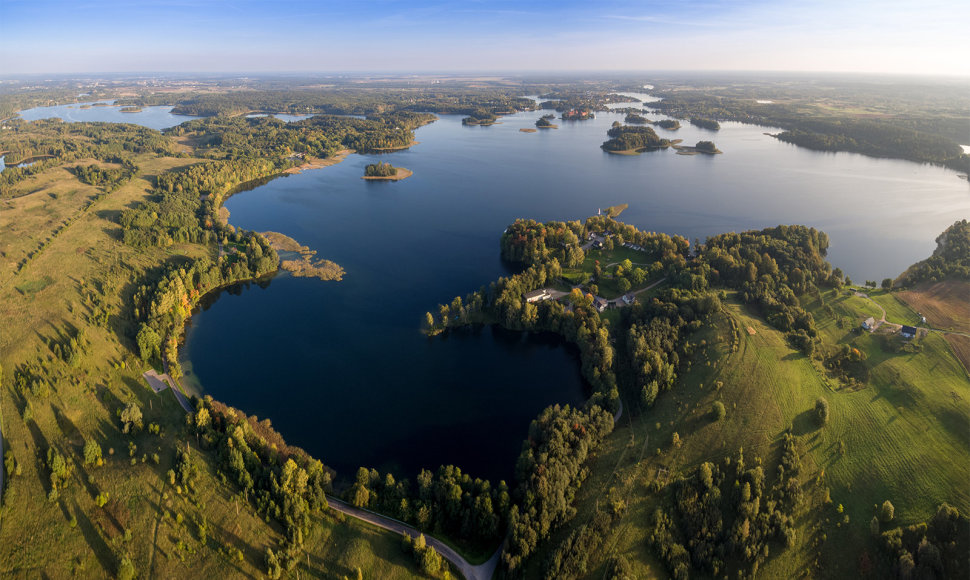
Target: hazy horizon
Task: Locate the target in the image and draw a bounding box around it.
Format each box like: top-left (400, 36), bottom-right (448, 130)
top-left (2, 0), bottom-right (968, 77)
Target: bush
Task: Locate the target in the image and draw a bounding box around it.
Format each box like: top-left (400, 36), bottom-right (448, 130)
top-left (881, 500), bottom-right (895, 523)
top-left (711, 401), bottom-right (726, 421)
top-left (815, 397), bottom-right (829, 426)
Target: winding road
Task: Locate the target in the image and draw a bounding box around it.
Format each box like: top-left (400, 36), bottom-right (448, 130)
top-left (326, 496), bottom-right (502, 580)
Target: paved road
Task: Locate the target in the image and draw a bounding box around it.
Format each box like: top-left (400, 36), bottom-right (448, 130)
top-left (326, 496), bottom-right (501, 580)
top-left (143, 369), bottom-right (193, 413)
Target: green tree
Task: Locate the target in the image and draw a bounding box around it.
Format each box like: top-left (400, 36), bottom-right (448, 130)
top-left (120, 402), bottom-right (143, 434)
top-left (83, 439), bottom-right (103, 467)
top-left (815, 397), bottom-right (829, 426)
top-left (881, 500), bottom-right (895, 522)
top-left (618, 278), bottom-right (632, 292)
top-left (711, 401), bottom-right (726, 421)
top-left (881, 278), bottom-right (894, 290)
top-left (136, 324), bottom-right (161, 362)
top-left (117, 555), bottom-right (136, 580)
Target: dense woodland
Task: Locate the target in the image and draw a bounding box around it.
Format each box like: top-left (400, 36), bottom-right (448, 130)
top-left (346, 464), bottom-right (510, 549)
top-left (689, 118), bottom-right (721, 131)
top-left (651, 435), bottom-right (805, 578)
top-left (896, 219), bottom-right (970, 285)
top-left (364, 162), bottom-right (397, 177)
top-left (168, 112), bottom-right (433, 159)
top-left (189, 396), bottom-right (334, 576)
top-left (601, 124), bottom-right (670, 152)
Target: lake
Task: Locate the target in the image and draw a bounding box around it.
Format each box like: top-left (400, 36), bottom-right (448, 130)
top-left (182, 99), bottom-right (969, 484)
top-left (17, 100), bottom-right (198, 130)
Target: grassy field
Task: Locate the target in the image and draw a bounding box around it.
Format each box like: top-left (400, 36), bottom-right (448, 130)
top-left (527, 287), bottom-right (970, 578)
top-left (897, 280), bottom-right (970, 333)
top-left (0, 153), bottom-right (428, 578)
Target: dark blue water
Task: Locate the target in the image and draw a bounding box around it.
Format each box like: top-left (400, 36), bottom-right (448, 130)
top-left (184, 101), bottom-right (970, 483)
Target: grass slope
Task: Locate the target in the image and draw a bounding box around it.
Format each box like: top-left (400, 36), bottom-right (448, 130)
top-left (0, 154), bottom-right (425, 578)
top-left (526, 288), bottom-right (969, 578)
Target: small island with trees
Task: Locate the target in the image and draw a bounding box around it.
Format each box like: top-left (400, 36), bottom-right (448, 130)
top-left (535, 115), bottom-right (558, 129)
top-left (690, 117), bottom-right (721, 131)
top-left (674, 140), bottom-right (723, 155)
top-left (601, 123), bottom-right (671, 154)
top-left (461, 109), bottom-right (498, 126)
top-left (362, 161), bottom-right (412, 181)
top-left (119, 106), bottom-right (143, 113)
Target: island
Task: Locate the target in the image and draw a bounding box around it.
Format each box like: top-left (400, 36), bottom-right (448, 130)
top-left (119, 106), bottom-right (143, 113)
top-left (362, 161), bottom-right (412, 181)
top-left (535, 116), bottom-right (558, 129)
top-left (601, 124), bottom-right (671, 154)
top-left (624, 112), bottom-right (649, 124)
top-left (674, 140), bottom-right (723, 154)
top-left (561, 108), bottom-right (594, 121)
top-left (690, 117), bottom-right (721, 131)
top-left (461, 109), bottom-right (498, 126)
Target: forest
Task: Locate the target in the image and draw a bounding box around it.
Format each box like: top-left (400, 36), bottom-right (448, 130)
top-left (896, 219), bottom-right (970, 285)
top-left (167, 112), bottom-right (433, 159)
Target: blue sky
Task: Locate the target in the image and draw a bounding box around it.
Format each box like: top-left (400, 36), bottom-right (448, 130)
top-left (1, 0), bottom-right (967, 75)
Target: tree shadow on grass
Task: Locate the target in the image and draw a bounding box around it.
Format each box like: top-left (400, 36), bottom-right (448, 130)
top-left (791, 409), bottom-right (822, 437)
top-left (74, 501), bottom-right (116, 577)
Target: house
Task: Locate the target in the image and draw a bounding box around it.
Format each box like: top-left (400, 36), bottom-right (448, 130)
top-left (592, 240), bottom-right (604, 249)
top-left (593, 297), bottom-right (609, 312)
top-left (588, 232), bottom-right (596, 240)
top-left (622, 294), bottom-right (635, 306)
top-left (862, 317), bottom-right (876, 331)
top-left (900, 325), bottom-right (917, 339)
top-left (524, 288), bottom-right (554, 303)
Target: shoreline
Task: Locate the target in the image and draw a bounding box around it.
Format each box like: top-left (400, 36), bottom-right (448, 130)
top-left (283, 149), bottom-right (353, 174)
top-left (362, 167), bottom-right (412, 181)
top-left (370, 140), bottom-right (420, 152)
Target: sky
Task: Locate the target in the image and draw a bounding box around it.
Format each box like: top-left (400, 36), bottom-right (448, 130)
top-left (1, 0), bottom-right (968, 76)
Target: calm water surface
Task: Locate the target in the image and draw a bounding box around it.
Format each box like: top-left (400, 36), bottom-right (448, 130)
top-left (182, 101), bottom-right (968, 483)
top-left (18, 100), bottom-right (197, 130)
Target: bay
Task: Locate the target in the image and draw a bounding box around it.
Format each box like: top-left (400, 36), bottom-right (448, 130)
top-left (184, 102), bottom-right (969, 484)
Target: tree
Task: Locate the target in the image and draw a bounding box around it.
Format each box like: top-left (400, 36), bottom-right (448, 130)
top-left (815, 397), bottom-right (829, 426)
top-left (121, 402), bottom-right (143, 434)
top-left (265, 548), bottom-right (282, 579)
top-left (117, 555), bottom-right (136, 580)
top-left (711, 401), bottom-right (726, 421)
top-left (870, 515), bottom-right (880, 535)
top-left (881, 278), bottom-right (894, 290)
top-left (136, 324), bottom-right (161, 362)
top-left (671, 432), bottom-right (681, 448)
top-left (618, 278), bottom-right (632, 292)
top-left (83, 439), bottom-right (103, 467)
top-left (881, 500), bottom-right (895, 522)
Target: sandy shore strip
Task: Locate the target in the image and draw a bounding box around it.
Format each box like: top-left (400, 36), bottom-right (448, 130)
top-left (284, 149), bottom-right (353, 174)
